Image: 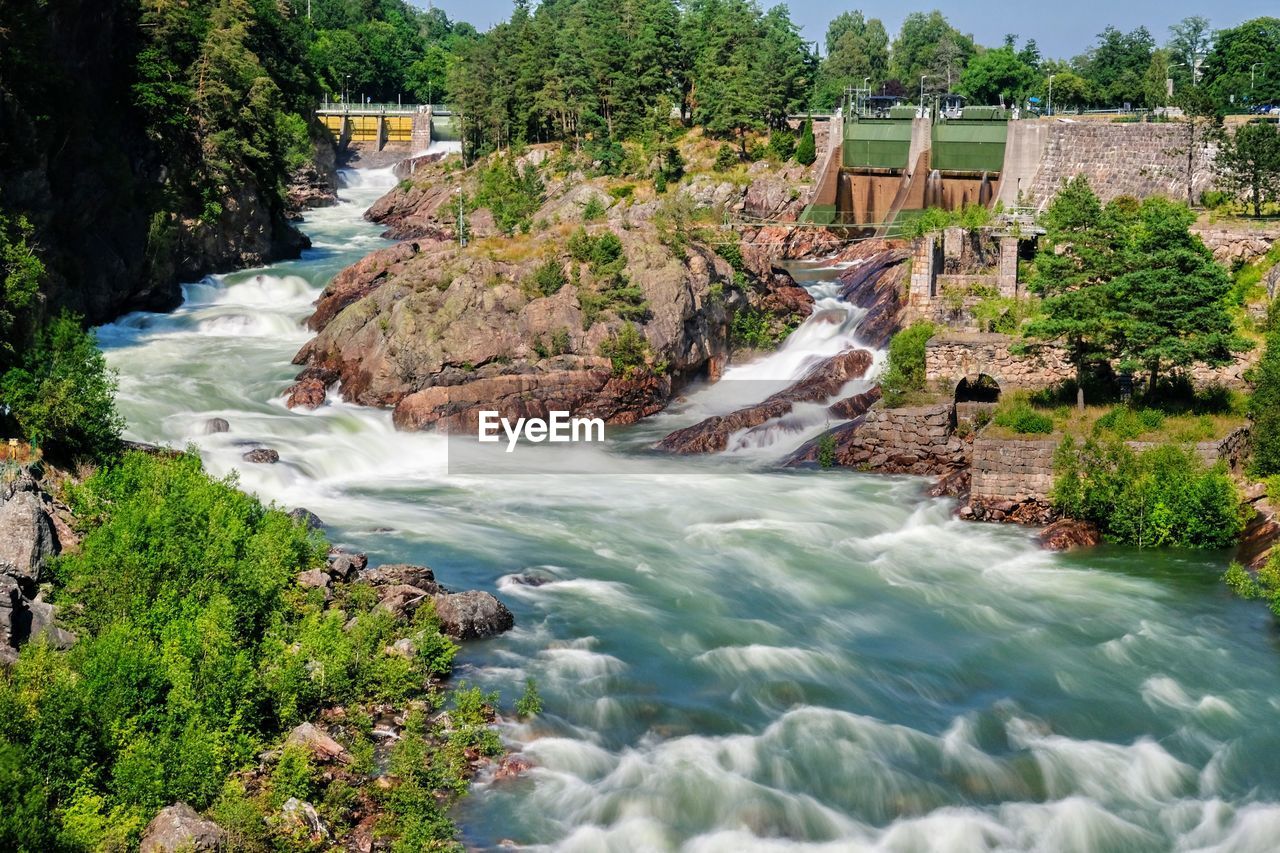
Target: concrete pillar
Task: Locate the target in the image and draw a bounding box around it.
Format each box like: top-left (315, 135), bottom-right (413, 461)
top-left (942, 226), bottom-right (965, 262)
top-left (338, 116), bottom-right (352, 151)
top-left (997, 236), bottom-right (1019, 297)
top-left (411, 105), bottom-right (433, 152)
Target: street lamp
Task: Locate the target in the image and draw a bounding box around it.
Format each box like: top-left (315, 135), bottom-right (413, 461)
top-left (1047, 74), bottom-right (1055, 117)
top-left (919, 75), bottom-right (928, 116)
top-left (344, 74), bottom-right (351, 106)
top-left (1252, 62), bottom-right (1263, 95)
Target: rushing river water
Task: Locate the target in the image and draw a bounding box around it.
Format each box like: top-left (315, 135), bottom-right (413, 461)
top-left (98, 167), bottom-right (1280, 852)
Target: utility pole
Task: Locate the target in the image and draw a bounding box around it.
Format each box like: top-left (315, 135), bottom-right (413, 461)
top-left (1047, 74), bottom-right (1055, 117)
top-left (1252, 63), bottom-right (1262, 98)
top-left (919, 75), bottom-right (928, 118)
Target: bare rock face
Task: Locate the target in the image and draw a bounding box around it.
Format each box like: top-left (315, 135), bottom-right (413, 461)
top-left (836, 248), bottom-right (910, 349)
top-left (0, 490), bottom-right (56, 583)
top-left (139, 803), bottom-right (227, 853)
top-left (284, 371), bottom-right (331, 410)
top-left (431, 590), bottom-right (515, 640)
top-left (241, 448), bottom-right (280, 464)
top-left (1038, 518), bottom-right (1102, 551)
top-left (204, 418), bottom-right (230, 434)
top-left (658, 349), bottom-right (874, 454)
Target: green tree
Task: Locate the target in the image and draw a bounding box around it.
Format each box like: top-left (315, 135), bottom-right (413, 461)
top-left (0, 210), bottom-right (42, 357)
top-left (795, 119), bottom-right (816, 165)
top-left (1167, 15), bottom-right (1213, 88)
top-left (1077, 26), bottom-right (1155, 107)
top-left (1215, 121), bottom-right (1280, 216)
top-left (0, 313), bottom-right (122, 460)
top-left (958, 45), bottom-right (1037, 106)
top-left (1170, 85), bottom-right (1222, 206)
top-left (891, 11), bottom-right (975, 93)
top-left (1200, 17), bottom-right (1280, 110)
top-left (1024, 177), bottom-right (1127, 409)
top-left (1111, 198), bottom-right (1247, 392)
top-left (1249, 329), bottom-right (1280, 477)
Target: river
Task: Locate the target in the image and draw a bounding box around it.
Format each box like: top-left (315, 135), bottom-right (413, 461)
top-left (98, 167), bottom-right (1280, 852)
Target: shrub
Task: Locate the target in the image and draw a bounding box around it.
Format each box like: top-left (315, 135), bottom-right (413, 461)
top-left (0, 312), bottom-right (123, 461)
top-left (582, 195), bottom-right (606, 221)
top-left (1094, 406), bottom-right (1164, 439)
top-left (880, 322), bottom-right (936, 406)
top-left (713, 143), bottom-right (738, 172)
top-left (608, 184), bottom-right (634, 200)
top-left (767, 131), bottom-right (796, 162)
top-left (1053, 436), bottom-right (1247, 549)
top-left (817, 433), bottom-right (837, 469)
top-left (474, 157), bottom-right (544, 235)
top-left (523, 258), bottom-right (567, 298)
top-left (1251, 330), bottom-right (1280, 476)
top-left (994, 401), bottom-right (1054, 434)
top-left (795, 120), bottom-right (816, 165)
top-left (515, 677), bottom-right (543, 718)
top-left (730, 305), bottom-right (782, 350)
top-left (598, 322), bottom-right (653, 375)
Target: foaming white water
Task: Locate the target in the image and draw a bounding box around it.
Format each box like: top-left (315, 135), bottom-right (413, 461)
top-left (411, 139), bottom-right (463, 158)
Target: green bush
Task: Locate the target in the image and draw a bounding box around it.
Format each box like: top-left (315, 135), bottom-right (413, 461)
top-left (817, 433), bottom-right (837, 469)
top-left (1094, 406), bottom-right (1164, 439)
top-left (523, 258), bottom-right (567, 298)
top-left (474, 157), bottom-right (544, 235)
top-left (730, 305), bottom-right (787, 350)
top-left (994, 403), bottom-right (1054, 434)
top-left (0, 312), bottom-right (123, 461)
top-left (1251, 329), bottom-right (1280, 477)
top-left (795, 120), bottom-right (816, 166)
top-left (582, 195), bottom-right (606, 221)
top-left (515, 677), bottom-right (543, 718)
top-left (767, 131), bottom-right (796, 162)
top-left (880, 322), bottom-right (936, 406)
top-left (1053, 437), bottom-right (1247, 549)
top-left (0, 451), bottom-right (471, 850)
top-left (598, 322), bottom-right (653, 375)
top-left (713, 143), bottom-right (738, 172)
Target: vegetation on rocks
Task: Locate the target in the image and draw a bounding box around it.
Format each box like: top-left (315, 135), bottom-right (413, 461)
top-left (1053, 438), bottom-right (1246, 549)
top-left (880, 322), bottom-right (936, 407)
top-left (0, 451), bottom-right (501, 850)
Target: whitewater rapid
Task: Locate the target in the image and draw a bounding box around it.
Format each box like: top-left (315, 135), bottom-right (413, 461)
top-left (98, 164), bottom-right (1280, 852)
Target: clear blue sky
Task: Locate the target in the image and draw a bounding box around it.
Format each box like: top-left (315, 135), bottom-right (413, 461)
top-left (416, 0), bottom-right (1274, 58)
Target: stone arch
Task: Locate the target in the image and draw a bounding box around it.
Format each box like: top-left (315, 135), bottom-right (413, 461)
top-left (955, 373), bottom-right (1001, 403)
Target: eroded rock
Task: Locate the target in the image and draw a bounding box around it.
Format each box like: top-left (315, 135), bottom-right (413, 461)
top-left (139, 803), bottom-right (227, 853)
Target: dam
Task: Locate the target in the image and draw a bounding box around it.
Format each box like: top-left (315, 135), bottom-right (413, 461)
top-left (803, 96), bottom-right (1218, 233)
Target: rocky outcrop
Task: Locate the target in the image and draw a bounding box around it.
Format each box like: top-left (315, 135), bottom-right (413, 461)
top-left (357, 562), bottom-right (514, 641)
top-left (1237, 487), bottom-right (1280, 570)
top-left (835, 245), bottom-right (910, 349)
top-left (1039, 519), bottom-right (1102, 551)
top-left (1191, 224), bottom-right (1279, 268)
top-left (392, 365), bottom-right (670, 432)
top-left (284, 125), bottom-right (340, 217)
top-left (139, 803), bottom-right (227, 853)
top-left (285, 721), bottom-right (350, 764)
top-left (292, 209), bottom-right (736, 428)
top-left (0, 470), bottom-right (74, 664)
top-left (659, 349), bottom-right (874, 453)
top-left (241, 448), bottom-right (280, 464)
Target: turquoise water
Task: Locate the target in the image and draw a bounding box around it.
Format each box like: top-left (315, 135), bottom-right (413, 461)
top-left (99, 168), bottom-right (1280, 852)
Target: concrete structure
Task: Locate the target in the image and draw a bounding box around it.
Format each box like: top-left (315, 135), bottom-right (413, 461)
top-left (317, 104), bottom-right (456, 152)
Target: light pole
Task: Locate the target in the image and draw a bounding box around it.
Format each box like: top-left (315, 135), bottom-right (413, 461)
top-left (1047, 74), bottom-right (1055, 117)
top-left (344, 74), bottom-right (351, 106)
top-left (919, 75), bottom-right (928, 117)
top-left (1252, 62), bottom-right (1263, 97)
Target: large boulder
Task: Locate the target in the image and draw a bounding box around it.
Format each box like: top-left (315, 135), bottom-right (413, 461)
top-left (1038, 519), bottom-right (1102, 551)
top-left (285, 721), bottom-right (350, 764)
top-left (432, 590), bottom-right (515, 640)
top-left (139, 803), bottom-right (227, 853)
top-left (0, 491), bottom-right (56, 583)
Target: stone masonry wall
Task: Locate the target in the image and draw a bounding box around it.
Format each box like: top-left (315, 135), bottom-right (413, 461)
top-left (971, 439), bottom-right (1057, 503)
top-left (1025, 123), bottom-right (1215, 211)
top-left (841, 403), bottom-right (969, 475)
top-left (926, 334), bottom-right (1075, 389)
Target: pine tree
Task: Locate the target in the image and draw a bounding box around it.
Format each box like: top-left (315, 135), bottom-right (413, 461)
top-left (795, 119), bottom-right (816, 165)
top-left (1215, 122), bottom-right (1280, 217)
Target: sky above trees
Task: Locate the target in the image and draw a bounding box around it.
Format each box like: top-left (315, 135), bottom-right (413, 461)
top-left (417, 0), bottom-right (1273, 57)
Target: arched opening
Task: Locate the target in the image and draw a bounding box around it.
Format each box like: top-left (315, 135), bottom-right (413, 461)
top-left (955, 374), bottom-right (1001, 403)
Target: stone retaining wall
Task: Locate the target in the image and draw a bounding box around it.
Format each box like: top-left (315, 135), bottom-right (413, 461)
top-left (970, 438), bottom-right (1058, 503)
top-left (925, 334), bottom-right (1075, 389)
top-left (841, 403), bottom-right (969, 475)
top-left (1024, 123), bottom-right (1215, 210)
